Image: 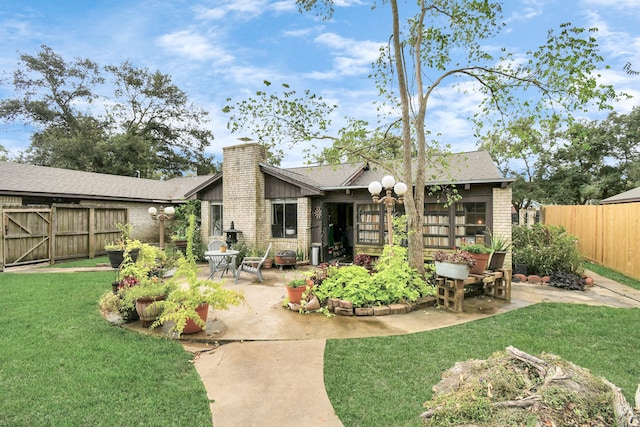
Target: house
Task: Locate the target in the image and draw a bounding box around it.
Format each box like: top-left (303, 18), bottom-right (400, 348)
top-left (600, 185), bottom-right (640, 204)
top-left (0, 161), bottom-right (209, 267)
top-left (186, 143), bottom-right (514, 264)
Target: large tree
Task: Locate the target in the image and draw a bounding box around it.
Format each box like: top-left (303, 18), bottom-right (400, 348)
top-left (226, 1), bottom-right (622, 274)
top-left (488, 107), bottom-right (640, 206)
top-left (1, 45), bottom-right (217, 177)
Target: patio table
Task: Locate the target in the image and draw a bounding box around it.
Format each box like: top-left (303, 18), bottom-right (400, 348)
top-left (204, 250), bottom-right (239, 283)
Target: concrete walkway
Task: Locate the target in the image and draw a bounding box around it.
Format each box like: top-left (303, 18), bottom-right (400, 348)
top-left (185, 267), bottom-right (640, 427)
top-left (11, 263), bottom-right (640, 426)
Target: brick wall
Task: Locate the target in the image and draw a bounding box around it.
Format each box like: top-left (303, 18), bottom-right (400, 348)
top-left (492, 187), bottom-right (513, 268)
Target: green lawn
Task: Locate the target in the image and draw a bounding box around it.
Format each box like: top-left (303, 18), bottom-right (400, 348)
top-left (2, 263), bottom-right (639, 426)
top-left (324, 263), bottom-right (640, 427)
top-left (0, 271), bottom-right (212, 426)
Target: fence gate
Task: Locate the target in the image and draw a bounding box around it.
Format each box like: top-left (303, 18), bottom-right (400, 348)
top-left (2, 208), bottom-right (52, 268)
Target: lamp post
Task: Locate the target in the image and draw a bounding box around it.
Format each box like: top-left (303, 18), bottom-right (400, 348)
top-left (148, 206), bottom-right (175, 248)
top-left (368, 175), bottom-right (408, 246)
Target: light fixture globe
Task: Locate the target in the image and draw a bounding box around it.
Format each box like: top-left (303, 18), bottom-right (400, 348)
top-left (368, 180), bottom-right (382, 196)
top-left (148, 207), bottom-right (157, 216)
top-left (164, 206), bottom-right (175, 216)
top-left (394, 181), bottom-right (408, 195)
top-left (381, 175), bottom-right (396, 189)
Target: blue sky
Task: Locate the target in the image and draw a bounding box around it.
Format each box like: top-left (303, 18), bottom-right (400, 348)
top-left (0, 0), bottom-right (639, 169)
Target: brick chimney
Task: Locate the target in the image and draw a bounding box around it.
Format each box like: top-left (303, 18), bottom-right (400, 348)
top-left (222, 143), bottom-right (267, 248)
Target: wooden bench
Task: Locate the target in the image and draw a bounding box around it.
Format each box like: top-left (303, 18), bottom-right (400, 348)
top-left (436, 269), bottom-right (512, 313)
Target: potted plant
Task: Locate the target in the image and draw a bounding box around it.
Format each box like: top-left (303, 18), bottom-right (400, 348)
top-left (151, 213), bottom-right (244, 336)
top-left (121, 277), bottom-right (173, 327)
top-left (104, 223), bottom-right (140, 268)
top-left (432, 249), bottom-right (475, 280)
top-left (487, 233), bottom-right (511, 270)
top-left (461, 243), bottom-right (492, 274)
top-left (286, 277), bottom-right (313, 304)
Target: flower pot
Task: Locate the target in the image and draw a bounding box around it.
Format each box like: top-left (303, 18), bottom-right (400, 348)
top-left (135, 295), bottom-right (166, 327)
top-left (469, 253), bottom-right (490, 275)
top-left (106, 250), bottom-right (125, 269)
top-left (182, 303), bottom-right (209, 334)
top-left (434, 261), bottom-right (470, 280)
top-left (286, 281), bottom-right (313, 305)
top-left (488, 251), bottom-right (507, 270)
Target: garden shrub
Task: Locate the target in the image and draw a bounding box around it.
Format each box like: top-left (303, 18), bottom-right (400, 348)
top-left (315, 246), bottom-right (434, 307)
top-left (512, 223), bottom-right (584, 276)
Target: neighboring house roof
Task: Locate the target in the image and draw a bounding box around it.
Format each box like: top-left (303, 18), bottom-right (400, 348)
top-left (600, 185), bottom-right (640, 204)
top-left (0, 161), bottom-right (210, 203)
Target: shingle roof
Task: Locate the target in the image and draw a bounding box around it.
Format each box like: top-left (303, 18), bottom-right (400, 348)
top-left (0, 161), bottom-right (210, 202)
top-left (600, 186), bottom-right (640, 204)
top-left (288, 150), bottom-right (509, 189)
top-left (285, 163), bottom-right (366, 187)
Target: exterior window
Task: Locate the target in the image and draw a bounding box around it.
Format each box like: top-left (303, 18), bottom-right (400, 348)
top-left (272, 200), bottom-right (297, 238)
top-left (356, 203), bottom-right (382, 245)
top-left (454, 202), bottom-right (487, 246)
top-left (210, 203), bottom-right (223, 236)
top-left (423, 203), bottom-right (450, 248)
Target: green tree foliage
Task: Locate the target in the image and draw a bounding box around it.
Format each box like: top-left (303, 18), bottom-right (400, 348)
top-left (225, 1), bottom-right (623, 274)
top-left (487, 107), bottom-right (640, 206)
top-left (0, 45), bottom-right (217, 178)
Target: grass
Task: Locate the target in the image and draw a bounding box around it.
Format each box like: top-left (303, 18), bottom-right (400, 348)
top-left (585, 260), bottom-right (640, 291)
top-left (0, 271), bottom-right (212, 426)
top-left (324, 264), bottom-right (640, 427)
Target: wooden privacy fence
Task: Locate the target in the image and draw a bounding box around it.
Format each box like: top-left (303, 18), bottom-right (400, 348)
top-left (542, 204), bottom-right (640, 281)
top-left (1, 204), bottom-right (128, 270)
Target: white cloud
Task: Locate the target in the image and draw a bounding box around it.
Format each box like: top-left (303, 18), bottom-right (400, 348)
top-left (314, 32), bottom-right (383, 76)
top-left (156, 30), bottom-right (234, 63)
top-left (582, 0), bottom-right (640, 8)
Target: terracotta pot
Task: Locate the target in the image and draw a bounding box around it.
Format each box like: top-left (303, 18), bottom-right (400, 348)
top-left (286, 281), bottom-right (313, 304)
top-left (469, 253), bottom-right (490, 275)
top-left (182, 303), bottom-right (209, 334)
top-left (135, 295), bottom-right (166, 327)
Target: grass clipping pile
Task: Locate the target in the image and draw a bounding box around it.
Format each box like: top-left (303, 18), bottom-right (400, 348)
top-left (421, 346), bottom-right (640, 426)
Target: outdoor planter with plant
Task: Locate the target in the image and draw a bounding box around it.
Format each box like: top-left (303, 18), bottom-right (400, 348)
top-left (151, 213), bottom-right (244, 337)
top-left (461, 243), bottom-right (492, 274)
top-left (487, 232), bottom-right (512, 270)
top-left (286, 276), bottom-right (314, 304)
top-left (432, 249), bottom-right (475, 280)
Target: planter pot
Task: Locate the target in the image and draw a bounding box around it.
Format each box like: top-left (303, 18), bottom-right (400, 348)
top-left (263, 258), bottom-right (273, 269)
top-left (434, 261), bottom-right (470, 280)
top-left (106, 248), bottom-right (140, 269)
top-left (469, 252), bottom-right (490, 275)
top-left (488, 251), bottom-right (507, 270)
top-left (286, 281), bottom-right (313, 304)
top-left (106, 250), bottom-right (125, 269)
top-left (182, 303), bottom-right (209, 334)
top-left (120, 306), bottom-right (139, 322)
top-left (135, 295), bottom-right (166, 327)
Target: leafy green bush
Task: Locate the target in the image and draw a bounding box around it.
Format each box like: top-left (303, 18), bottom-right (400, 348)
top-left (512, 224), bottom-right (584, 276)
top-left (315, 246), bottom-right (434, 307)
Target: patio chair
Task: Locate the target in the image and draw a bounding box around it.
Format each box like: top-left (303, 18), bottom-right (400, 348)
top-left (206, 240), bottom-right (230, 279)
top-left (236, 243), bottom-right (272, 283)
